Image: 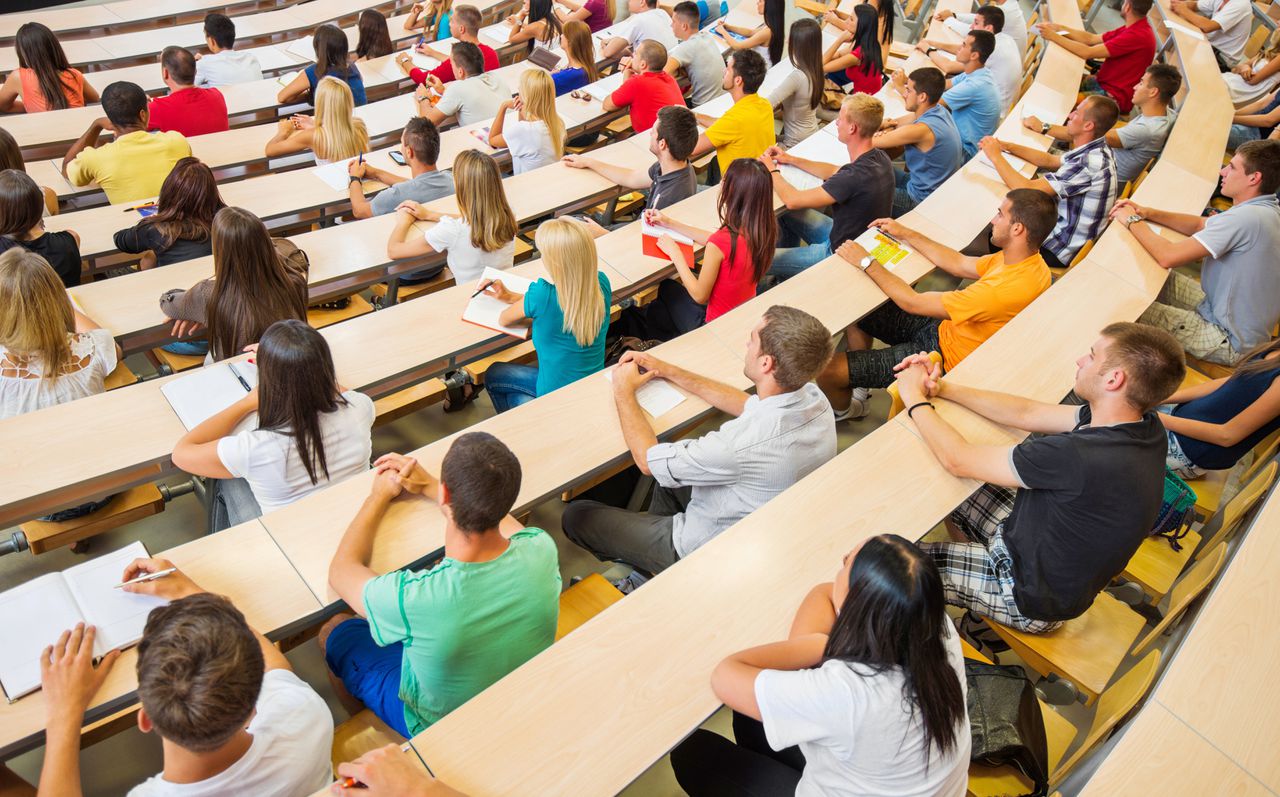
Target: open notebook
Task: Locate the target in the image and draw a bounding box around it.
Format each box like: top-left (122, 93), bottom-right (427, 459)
top-left (603, 367), bottom-right (687, 418)
top-left (160, 360), bottom-right (259, 431)
top-left (0, 541), bottom-right (168, 702)
top-left (461, 268), bottom-right (535, 338)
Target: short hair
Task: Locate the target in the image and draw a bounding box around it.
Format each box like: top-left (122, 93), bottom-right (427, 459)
top-left (1081, 93), bottom-right (1120, 134)
top-left (968, 30), bottom-right (995, 64)
top-left (161, 46), bottom-right (197, 86)
top-left (908, 67), bottom-right (946, 104)
top-left (673, 0), bottom-right (701, 26)
top-left (101, 81), bottom-right (148, 129)
top-left (975, 4), bottom-right (1004, 32)
top-left (403, 117), bottom-right (441, 165)
top-left (645, 0), bottom-right (659, 7)
top-left (452, 4), bottom-right (482, 35)
top-left (1237, 139), bottom-right (1280, 194)
top-left (441, 432), bottom-right (522, 532)
top-left (758, 305), bottom-right (834, 392)
top-left (451, 40), bottom-right (485, 76)
top-left (841, 92), bottom-right (884, 137)
top-left (136, 594), bottom-right (264, 753)
top-left (1126, 0), bottom-right (1154, 15)
top-left (636, 40), bottom-right (668, 71)
top-left (1146, 63), bottom-right (1181, 104)
top-left (1098, 322), bottom-right (1186, 412)
top-left (1005, 188), bottom-right (1058, 248)
top-left (203, 13), bottom-right (236, 50)
top-left (655, 105), bottom-right (699, 160)
top-left (729, 49), bottom-right (768, 94)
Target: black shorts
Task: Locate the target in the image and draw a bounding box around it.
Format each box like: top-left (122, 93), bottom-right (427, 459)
top-left (845, 303), bottom-right (942, 389)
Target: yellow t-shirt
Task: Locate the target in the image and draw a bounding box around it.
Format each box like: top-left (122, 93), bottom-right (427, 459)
top-left (66, 130), bottom-right (192, 205)
top-left (938, 251), bottom-right (1051, 368)
top-left (705, 94), bottom-right (777, 176)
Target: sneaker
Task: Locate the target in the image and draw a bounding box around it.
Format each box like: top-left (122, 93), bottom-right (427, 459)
top-left (611, 570), bottom-right (650, 595)
top-left (833, 388), bottom-right (870, 422)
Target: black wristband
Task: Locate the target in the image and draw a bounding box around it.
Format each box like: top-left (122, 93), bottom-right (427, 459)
top-left (926, 46), bottom-right (938, 55)
top-left (906, 401), bottom-right (935, 420)
top-left (770, 168), bottom-right (781, 174)
top-left (349, 175), bottom-right (362, 184)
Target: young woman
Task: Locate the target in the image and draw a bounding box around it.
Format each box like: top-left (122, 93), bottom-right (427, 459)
top-left (767, 18), bottom-right (824, 148)
top-left (1227, 44), bottom-right (1280, 107)
top-left (671, 534), bottom-right (970, 797)
top-left (0, 128), bottom-right (57, 216)
top-left (480, 218), bottom-right (610, 412)
top-left (265, 77), bottom-right (370, 163)
top-left (715, 0), bottom-right (787, 66)
top-left (552, 20), bottom-right (601, 96)
top-left (114, 157), bottom-right (225, 269)
top-left (387, 149), bottom-right (517, 284)
top-left (1161, 340), bottom-right (1280, 479)
top-left (278, 24), bottom-right (368, 106)
top-left (160, 207), bottom-right (308, 362)
top-left (507, 0), bottom-right (563, 51)
top-left (554, 0), bottom-right (613, 32)
top-left (355, 10), bottom-right (394, 62)
top-left (0, 170), bottom-right (81, 288)
top-left (404, 0), bottom-right (453, 41)
top-left (823, 4), bottom-right (885, 96)
top-left (172, 319), bottom-right (375, 530)
top-left (0, 22), bottom-right (99, 113)
top-left (488, 69), bottom-right (566, 174)
top-left (825, 0), bottom-right (894, 52)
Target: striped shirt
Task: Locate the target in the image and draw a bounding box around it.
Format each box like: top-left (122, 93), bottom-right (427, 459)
top-left (1042, 137), bottom-right (1118, 265)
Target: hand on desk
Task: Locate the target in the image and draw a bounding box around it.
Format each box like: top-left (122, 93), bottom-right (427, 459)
top-left (332, 743), bottom-right (466, 796)
top-left (1021, 114), bottom-right (1043, 132)
top-left (397, 201), bottom-right (440, 222)
top-left (976, 136), bottom-right (1005, 160)
top-left (1035, 21), bottom-right (1065, 35)
top-left (612, 359), bottom-right (658, 395)
top-left (933, 8), bottom-right (953, 20)
top-left (1109, 198), bottom-right (1147, 225)
top-left (617, 350), bottom-right (672, 383)
top-left (893, 354), bottom-right (942, 403)
top-left (170, 319), bottom-right (203, 339)
top-left (373, 453), bottom-right (440, 502)
top-left (41, 623), bottom-right (119, 725)
top-left (759, 145), bottom-right (791, 170)
top-left (835, 239), bottom-right (871, 267)
top-left (868, 217), bottom-right (910, 240)
top-left (121, 558), bottom-right (205, 601)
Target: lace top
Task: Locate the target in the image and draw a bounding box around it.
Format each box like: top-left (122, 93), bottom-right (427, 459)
top-left (0, 329), bottom-right (118, 420)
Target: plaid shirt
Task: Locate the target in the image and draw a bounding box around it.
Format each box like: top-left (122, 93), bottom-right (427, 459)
top-left (1042, 137), bottom-right (1118, 264)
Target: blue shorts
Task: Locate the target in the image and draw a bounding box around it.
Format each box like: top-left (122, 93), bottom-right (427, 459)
top-left (324, 617), bottom-right (412, 737)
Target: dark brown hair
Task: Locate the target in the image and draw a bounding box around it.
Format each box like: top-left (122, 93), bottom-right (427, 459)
top-left (140, 157), bottom-right (226, 248)
top-left (313, 23), bottom-right (355, 82)
top-left (441, 431), bottom-right (522, 532)
top-left (1237, 139), bottom-right (1280, 195)
top-left (717, 159), bottom-right (778, 283)
top-left (15, 23), bottom-right (73, 112)
top-left (356, 10), bottom-right (394, 59)
top-left (1099, 321), bottom-right (1186, 412)
top-left (758, 305), bottom-right (834, 391)
top-left (161, 46), bottom-right (197, 86)
top-left (1005, 188), bottom-right (1057, 249)
top-left (0, 128), bottom-right (24, 172)
top-left (0, 170), bottom-right (44, 240)
top-left (788, 18), bottom-right (825, 110)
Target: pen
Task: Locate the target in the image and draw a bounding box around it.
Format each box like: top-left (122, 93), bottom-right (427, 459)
top-left (123, 203), bottom-right (156, 213)
top-left (338, 776), bottom-right (367, 789)
top-left (114, 568), bottom-right (176, 589)
top-left (230, 364), bottom-right (253, 393)
top-left (470, 279), bottom-right (493, 298)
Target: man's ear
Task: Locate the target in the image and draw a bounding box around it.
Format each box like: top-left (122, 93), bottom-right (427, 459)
top-left (439, 481), bottom-right (453, 522)
top-left (138, 707), bottom-right (153, 734)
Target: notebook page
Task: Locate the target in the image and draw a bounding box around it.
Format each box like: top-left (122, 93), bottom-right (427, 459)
top-left (313, 160), bottom-right (355, 192)
top-left (640, 221), bottom-right (694, 246)
top-left (584, 72), bottom-right (624, 102)
top-left (461, 268), bottom-right (535, 338)
top-left (159, 360), bottom-right (258, 431)
top-left (0, 573), bottom-right (83, 701)
top-left (603, 368), bottom-right (687, 418)
top-left (286, 36), bottom-right (315, 61)
top-left (66, 542), bottom-right (169, 656)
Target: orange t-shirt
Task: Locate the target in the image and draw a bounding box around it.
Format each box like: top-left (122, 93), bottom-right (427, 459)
top-left (18, 67), bottom-right (86, 113)
top-left (937, 251), bottom-right (1051, 368)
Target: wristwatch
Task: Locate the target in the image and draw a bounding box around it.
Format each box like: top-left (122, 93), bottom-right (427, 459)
top-left (858, 255), bottom-right (878, 271)
top-left (349, 175), bottom-right (362, 185)
top-left (1041, 121), bottom-right (1052, 135)
top-left (1125, 213), bottom-right (1143, 227)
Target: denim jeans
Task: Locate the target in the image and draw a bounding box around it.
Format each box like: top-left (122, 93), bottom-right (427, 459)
top-left (161, 339), bottom-right (209, 356)
top-left (208, 477), bottom-right (262, 532)
top-left (486, 362), bottom-right (539, 413)
top-left (892, 167), bottom-right (918, 218)
top-left (770, 209), bottom-right (833, 280)
top-left (1227, 123), bottom-right (1261, 152)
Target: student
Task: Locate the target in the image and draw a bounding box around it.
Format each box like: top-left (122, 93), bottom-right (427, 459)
top-left (265, 76), bottom-right (371, 162)
top-left (692, 50), bottom-right (776, 176)
top-left (879, 67), bottom-right (964, 216)
top-left (322, 432), bottom-right (561, 736)
top-left (1026, 64), bottom-right (1179, 187)
top-left (822, 4), bottom-right (885, 97)
top-left (356, 9), bottom-right (394, 61)
top-left (38, 563), bottom-right (333, 796)
top-left (978, 94), bottom-right (1120, 270)
top-left (1036, 0), bottom-right (1156, 114)
top-left (405, 0), bottom-right (453, 41)
top-left (278, 24), bottom-right (368, 106)
top-left (1226, 42), bottom-right (1280, 107)
top-left (825, 0), bottom-right (894, 52)
top-left (399, 5), bottom-right (500, 86)
top-left (671, 535), bottom-right (969, 797)
top-left (479, 219), bottom-right (611, 411)
top-left (767, 18), bottom-right (824, 148)
top-left (63, 82), bottom-right (192, 205)
top-left (556, 0), bottom-right (614, 30)
top-left (506, 0), bottom-right (563, 51)
top-left (1111, 139), bottom-right (1280, 366)
top-left (1170, 0), bottom-right (1251, 68)
top-left (605, 40), bottom-right (687, 133)
top-left (552, 20), bottom-right (602, 95)
top-left (195, 12), bottom-right (264, 87)
top-left (1226, 88), bottom-right (1280, 150)
top-left (488, 69), bottom-right (566, 174)
top-left (387, 149), bottom-right (517, 283)
top-left (601, 0), bottom-right (677, 59)
top-left (816, 190), bottom-right (1055, 420)
top-left (936, 0), bottom-right (1026, 57)
top-left (926, 5), bottom-right (1018, 110)
top-left (148, 46), bottom-right (230, 138)
top-left (666, 1), bottom-right (728, 107)
top-left (562, 306), bottom-right (837, 588)
top-left (333, 745), bottom-right (466, 796)
top-left (348, 118), bottom-right (455, 220)
top-left (0, 128), bottom-right (57, 216)
top-left (762, 94), bottom-right (895, 279)
top-left (172, 319), bottom-right (374, 528)
top-left (418, 42), bottom-right (508, 127)
top-left (114, 157), bottom-right (226, 269)
top-left (713, 0), bottom-right (786, 66)
top-left (0, 22), bottom-right (98, 113)
top-left (934, 30), bottom-right (1000, 158)
top-left (0, 170), bottom-right (81, 288)
top-left (897, 323), bottom-right (1185, 632)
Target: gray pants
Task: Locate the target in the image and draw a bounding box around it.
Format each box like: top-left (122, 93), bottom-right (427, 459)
top-left (560, 485), bottom-right (691, 575)
top-left (208, 477), bottom-right (263, 532)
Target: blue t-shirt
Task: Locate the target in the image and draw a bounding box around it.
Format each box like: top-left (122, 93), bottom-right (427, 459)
top-left (1174, 359), bottom-right (1280, 470)
top-left (903, 104), bottom-right (964, 202)
top-left (305, 64), bottom-right (368, 106)
top-left (524, 271), bottom-right (612, 395)
top-left (942, 69), bottom-right (1001, 158)
top-left (552, 67), bottom-right (589, 96)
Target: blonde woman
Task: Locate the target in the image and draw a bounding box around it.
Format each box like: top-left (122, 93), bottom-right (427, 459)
top-left (265, 77), bottom-right (370, 163)
top-left (480, 218), bottom-right (611, 411)
top-left (488, 69), bottom-right (566, 174)
top-left (386, 149), bottom-right (517, 284)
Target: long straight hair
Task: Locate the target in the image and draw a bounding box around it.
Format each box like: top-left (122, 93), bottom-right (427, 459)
top-left (0, 129), bottom-right (22, 172)
top-left (0, 170), bottom-right (44, 240)
top-left (356, 10), bottom-right (393, 59)
top-left (716, 159), bottom-right (778, 283)
top-left (528, 0), bottom-right (563, 43)
top-left (0, 249), bottom-right (76, 380)
top-left (453, 150), bottom-right (518, 253)
top-left (15, 23), bottom-right (73, 112)
top-left (763, 0), bottom-right (786, 66)
top-left (788, 18), bottom-right (824, 110)
top-left (518, 69), bottom-right (566, 158)
top-left (312, 24), bottom-right (354, 81)
top-left (851, 3), bottom-right (884, 78)
top-left (873, 0), bottom-right (895, 48)
top-left (313, 77), bottom-right (370, 162)
top-left (561, 21), bottom-right (601, 82)
top-left (824, 534), bottom-right (966, 761)
top-left (1230, 337), bottom-right (1280, 379)
top-left (141, 157), bottom-right (226, 248)
top-left (535, 218), bottom-right (605, 347)
top-left (255, 319), bottom-right (348, 485)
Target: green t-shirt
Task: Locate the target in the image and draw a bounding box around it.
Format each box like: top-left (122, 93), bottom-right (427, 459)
top-left (362, 528), bottom-right (561, 735)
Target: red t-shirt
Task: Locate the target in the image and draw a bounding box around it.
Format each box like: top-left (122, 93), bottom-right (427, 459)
top-left (148, 87), bottom-right (228, 137)
top-left (410, 44), bottom-right (500, 85)
top-left (609, 70), bottom-right (686, 132)
top-left (705, 227), bottom-right (758, 322)
top-left (844, 47), bottom-right (885, 96)
top-left (1097, 18), bottom-right (1156, 113)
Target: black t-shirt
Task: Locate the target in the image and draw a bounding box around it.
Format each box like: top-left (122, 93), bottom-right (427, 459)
top-left (113, 223), bottom-right (214, 268)
top-left (821, 148), bottom-right (895, 249)
top-left (0, 231), bottom-right (82, 288)
top-left (1004, 405), bottom-right (1166, 622)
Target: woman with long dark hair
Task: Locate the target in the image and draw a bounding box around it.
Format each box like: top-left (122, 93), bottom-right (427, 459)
top-left (823, 3), bottom-right (885, 96)
top-left (825, 0), bottom-right (894, 51)
top-left (506, 0), bottom-right (563, 52)
top-left (0, 169), bottom-right (80, 288)
top-left (0, 22), bottom-right (99, 113)
top-left (671, 534), bottom-right (970, 796)
top-left (172, 319), bottom-right (374, 530)
top-left (714, 0), bottom-right (787, 66)
top-left (114, 157), bottom-right (226, 269)
top-left (0, 128), bottom-right (57, 215)
top-left (767, 18), bottom-right (824, 148)
top-left (278, 24), bottom-right (368, 106)
top-left (355, 10), bottom-right (394, 61)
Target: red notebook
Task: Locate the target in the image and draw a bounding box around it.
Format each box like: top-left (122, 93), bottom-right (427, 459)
top-left (641, 221), bottom-right (696, 264)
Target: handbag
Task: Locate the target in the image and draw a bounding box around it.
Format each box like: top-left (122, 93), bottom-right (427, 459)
top-left (1150, 467), bottom-right (1196, 551)
top-left (965, 660), bottom-right (1050, 797)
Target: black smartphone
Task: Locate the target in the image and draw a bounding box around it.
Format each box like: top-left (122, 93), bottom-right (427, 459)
top-left (389, 150), bottom-right (407, 166)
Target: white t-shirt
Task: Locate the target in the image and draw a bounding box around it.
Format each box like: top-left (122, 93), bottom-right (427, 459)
top-left (755, 620), bottom-right (970, 797)
top-left (1199, 0), bottom-right (1252, 64)
top-left (0, 329), bottom-right (117, 420)
top-left (423, 214), bottom-right (516, 282)
top-left (986, 32), bottom-right (1021, 110)
top-left (194, 49), bottom-right (264, 88)
top-left (504, 116), bottom-right (559, 174)
top-left (128, 669), bottom-right (333, 797)
top-left (216, 390), bottom-right (375, 514)
top-left (620, 9), bottom-right (677, 49)
top-left (437, 73), bottom-right (509, 127)
top-left (951, 0), bottom-right (1026, 58)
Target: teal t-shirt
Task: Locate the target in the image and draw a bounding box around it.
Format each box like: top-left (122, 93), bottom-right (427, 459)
top-left (362, 528), bottom-right (561, 735)
top-left (524, 271), bottom-right (611, 396)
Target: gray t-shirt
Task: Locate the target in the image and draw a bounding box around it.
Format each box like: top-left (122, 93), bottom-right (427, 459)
top-left (1193, 194), bottom-right (1280, 351)
top-left (1113, 110), bottom-right (1175, 185)
top-left (436, 73), bottom-right (508, 126)
top-left (647, 162), bottom-right (697, 209)
top-left (670, 33), bottom-right (727, 107)
top-left (370, 170), bottom-right (456, 216)
top-left (767, 68), bottom-right (819, 148)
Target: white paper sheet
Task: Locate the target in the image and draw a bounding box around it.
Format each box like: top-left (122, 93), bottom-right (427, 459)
top-left (285, 35), bottom-right (315, 61)
top-left (313, 160), bottom-right (356, 192)
top-left (640, 220), bottom-right (694, 246)
top-left (67, 542), bottom-right (169, 654)
top-left (604, 367), bottom-right (688, 418)
top-left (461, 267), bottom-right (535, 338)
top-left (0, 574), bottom-right (83, 701)
top-left (973, 150), bottom-right (1031, 177)
top-left (160, 361), bottom-right (259, 431)
top-left (584, 71), bottom-right (625, 101)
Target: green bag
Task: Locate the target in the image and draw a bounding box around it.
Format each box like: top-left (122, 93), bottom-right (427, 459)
top-left (1151, 467), bottom-right (1196, 550)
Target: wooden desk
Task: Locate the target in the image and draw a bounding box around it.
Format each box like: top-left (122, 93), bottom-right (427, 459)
top-left (0, 0), bottom-right (311, 40)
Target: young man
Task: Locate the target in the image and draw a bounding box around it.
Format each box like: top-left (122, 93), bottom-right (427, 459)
top-left (817, 189), bottom-right (1055, 420)
top-left (1036, 0), bottom-right (1156, 114)
top-left (761, 93), bottom-right (895, 279)
top-left (879, 67), bottom-right (964, 216)
top-left (194, 12), bottom-right (263, 88)
top-left (934, 31), bottom-right (1001, 157)
top-left (37, 562), bottom-right (332, 795)
top-left (666, 1), bottom-right (727, 107)
top-left (936, 0), bottom-right (1027, 57)
top-left (323, 432), bottom-right (561, 736)
top-left (63, 81), bottom-right (192, 205)
top-left (1170, 0), bottom-right (1252, 68)
top-left (418, 41), bottom-right (507, 127)
top-left (921, 6), bottom-right (1018, 110)
top-left (398, 5), bottom-right (499, 86)
top-left (604, 40), bottom-right (688, 133)
top-left (1025, 64), bottom-right (1180, 186)
top-left (898, 322), bottom-right (1186, 632)
top-left (348, 118), bottom-right (455, 219)
top-left (562, 306), bottom-right (837, 590)
top-left (977, 94), bottom-right (1120, 270)
top-left (602, 0), bottom-right (678, 59)
top-left (148, 46), bottom-right (229, 138)
top-left (691, 49), bottom-right (775, 176)
top-left (1111, 139), bottom-right (1280, 365)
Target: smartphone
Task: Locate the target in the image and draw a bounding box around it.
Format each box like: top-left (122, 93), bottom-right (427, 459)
top-left (389, 150), bottom-right (407, 166)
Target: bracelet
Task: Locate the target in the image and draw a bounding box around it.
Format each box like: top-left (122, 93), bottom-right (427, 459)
top-left (906, 401), bottom-right (935, 420)
top-left (926, 46), bottom-right (938, 55)
top-left (770, 168), bottom-right (780, 174)
top-left (349, 175), bottom-right (362, 185)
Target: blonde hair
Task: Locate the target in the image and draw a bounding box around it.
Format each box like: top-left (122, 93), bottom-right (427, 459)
top-left (313, 77), bottom-right (370, 162)
top-left (453, 150), bottom-right (518, 252)
top-left (0, 248), bottom-right (76, 380)
top-left (535, 219), bottom-right (605, 347)
top-left (841, 93), bottom-right (884, 137)
top-left (518, 69), bottom-right (566, 159)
